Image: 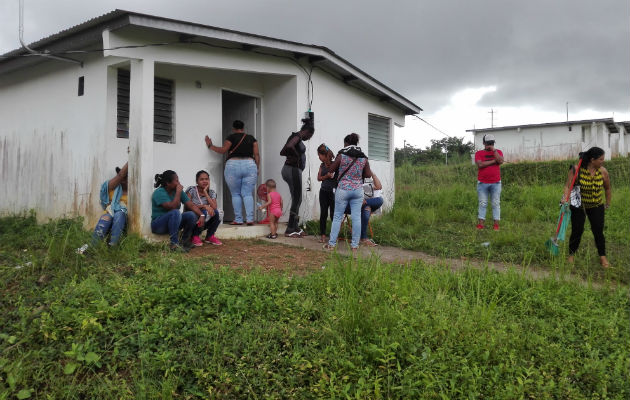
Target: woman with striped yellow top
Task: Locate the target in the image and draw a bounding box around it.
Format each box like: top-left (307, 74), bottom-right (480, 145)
top-left (563, 147), bottom-right (611, 268)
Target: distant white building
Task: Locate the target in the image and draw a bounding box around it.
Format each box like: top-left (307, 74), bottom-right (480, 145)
top-left (467, 118), bottom-right (629, 162)
top-left (0, 10), bottom-right (422, 237)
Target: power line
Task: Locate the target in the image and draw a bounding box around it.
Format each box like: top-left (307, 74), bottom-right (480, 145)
top-left (411, 114), bottom-right (453, 138)
top-left (2, 39), bottom-right (317, 111)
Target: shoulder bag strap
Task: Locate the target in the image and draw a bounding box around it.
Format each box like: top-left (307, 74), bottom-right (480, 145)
top-left (336, 157), bottom-right (358, 183)
top-left (228, 134), bottom-right (248, 156)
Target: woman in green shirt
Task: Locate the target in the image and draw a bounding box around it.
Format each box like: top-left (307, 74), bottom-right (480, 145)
top-left (151, 170), bottom-right (204, 252)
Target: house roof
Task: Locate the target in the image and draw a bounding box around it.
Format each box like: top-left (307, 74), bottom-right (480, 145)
top-left (466, 118), bottom-right (621, 134)
top-left (0, 10), bottom-right (422, 115)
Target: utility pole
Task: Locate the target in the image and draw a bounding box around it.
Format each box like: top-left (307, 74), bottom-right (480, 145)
top-left (488, 109), bottom-right (496, 128)
top-left (566, 102), bottom-right (569, 121)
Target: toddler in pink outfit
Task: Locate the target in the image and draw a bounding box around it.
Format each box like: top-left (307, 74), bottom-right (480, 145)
top-left (258, 179), bottom-right (283, 239)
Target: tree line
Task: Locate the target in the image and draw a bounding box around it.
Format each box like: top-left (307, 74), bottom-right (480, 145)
top-left (395, 137), bottom-right (475, 166)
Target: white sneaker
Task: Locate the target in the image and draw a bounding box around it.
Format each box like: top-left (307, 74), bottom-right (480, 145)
top-left (76, 244), bottom-right (89, 254)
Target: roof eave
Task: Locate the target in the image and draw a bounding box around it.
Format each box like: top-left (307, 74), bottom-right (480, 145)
top-left (466, 118), bottom-right (616, 133)
top-left (1, 9), bottom-right (422, 115)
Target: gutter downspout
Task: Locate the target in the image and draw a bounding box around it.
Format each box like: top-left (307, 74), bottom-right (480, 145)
top-left (19, 0), bottom-right (83, 67)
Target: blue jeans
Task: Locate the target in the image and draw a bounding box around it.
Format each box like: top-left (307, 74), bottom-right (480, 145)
top-left (224, 159), bottom-right (257, 223)
top-left (328, 188), bottom-right (364, 249)
top-left (344, 197), bottom-right (384, 239)
top-left (91, 210), bottom-right (127, 246)
top-left (477, 181), bottom-right (501, 221)
top-left (151, 209), bottom-right (196, 245)
top-left (194, 209), bottom-right (221, 238)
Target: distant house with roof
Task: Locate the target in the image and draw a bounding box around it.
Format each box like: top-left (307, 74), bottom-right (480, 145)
top-left (467, 118), bottom-right (629, 162)
top-left (0, 10), bottom-right (422, 237)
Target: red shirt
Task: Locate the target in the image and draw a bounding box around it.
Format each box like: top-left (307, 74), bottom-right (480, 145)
top-left (475, 149), bottom-right (503, 183)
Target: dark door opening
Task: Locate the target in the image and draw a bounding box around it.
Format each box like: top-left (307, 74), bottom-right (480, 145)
top-left (221, 90), bottom-right (261, 222)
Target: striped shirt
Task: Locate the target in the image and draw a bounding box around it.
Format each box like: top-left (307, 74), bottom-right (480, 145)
top-left (578, 167), bottom-right (604, 208)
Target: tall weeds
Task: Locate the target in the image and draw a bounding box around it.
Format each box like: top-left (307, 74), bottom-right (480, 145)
top-left (372, 157), bottom-right (630, 282)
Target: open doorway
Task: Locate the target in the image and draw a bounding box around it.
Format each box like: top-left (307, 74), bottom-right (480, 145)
top-left (221, 90), bottom-right (262, 223)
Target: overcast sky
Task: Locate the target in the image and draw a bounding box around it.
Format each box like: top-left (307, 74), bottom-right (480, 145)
top-left (1, 0), bottom-right (628, 148)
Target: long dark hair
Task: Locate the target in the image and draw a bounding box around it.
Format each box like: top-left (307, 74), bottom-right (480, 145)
top-left (154, 170), bottom-right (177, 188)
top-left (579, 147), bottom-right (605, 166)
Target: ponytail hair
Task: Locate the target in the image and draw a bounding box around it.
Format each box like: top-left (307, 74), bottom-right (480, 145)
top-left (154, 170), bottom-right (177, 188)
top-left (344, 133), bottom-right (359, 146)
top-left (317, 143), bottom-right (335, 163)
top-left (579, 147), bottom-right (605, 165)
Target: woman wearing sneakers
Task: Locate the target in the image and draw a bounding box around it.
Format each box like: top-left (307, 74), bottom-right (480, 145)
top-left (185, 170), bottom-right (223, 246)
top-left (280, 120), bottom-right (315, 237)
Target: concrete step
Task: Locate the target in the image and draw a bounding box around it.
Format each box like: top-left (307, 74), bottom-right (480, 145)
top-left (144, 222), bottom-right (289, 242)
top-left (216, 222), bottom-right (287, 239)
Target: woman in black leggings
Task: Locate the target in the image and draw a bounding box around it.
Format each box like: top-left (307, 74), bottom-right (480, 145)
top-left (280, 122), bottom-right (314, 237)
top-left (563, 147), bottom-right (611, 268)
top-left (317, 144), bottom-right (336, 242)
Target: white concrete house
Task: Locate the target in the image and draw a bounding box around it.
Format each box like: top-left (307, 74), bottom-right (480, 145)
top-left (0, 10), bottom-right (422, 237)
top-left (468, 118), bottom-right (629, 162)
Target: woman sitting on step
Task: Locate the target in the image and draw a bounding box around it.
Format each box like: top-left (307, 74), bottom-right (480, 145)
top-left (185, 170), bottom-right (223, 246)
top-left (151, 170), bottom-right (205, 252)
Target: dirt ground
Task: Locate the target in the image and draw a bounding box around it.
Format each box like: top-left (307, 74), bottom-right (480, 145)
top-left (184, 239), bottom-right (330, 275)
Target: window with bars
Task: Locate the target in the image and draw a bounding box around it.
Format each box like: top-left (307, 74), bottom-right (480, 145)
top-left (116, 69), bottom-right (130, 138)
top-left (116, 69), bottom-right (175, 143)
top-left (368, 114), bottom-right (391, 161)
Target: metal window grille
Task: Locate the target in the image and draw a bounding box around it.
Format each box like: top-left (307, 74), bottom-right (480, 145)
top-left (368, 114), bottom-right (391, 161)
top-left (116, 69), bottom-right (174, 143)
top-left (116, 69), bottom-right (130, 138)
top-left (153, 77), bottom-right (174, 143)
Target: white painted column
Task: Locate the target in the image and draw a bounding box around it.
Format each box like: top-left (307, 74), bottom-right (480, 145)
top-left (128, 58), bottom-right (154, 236)
top-left (618, 124), bottom-right (628, 157)
top-left (601, 123), bottom-right (611, 160)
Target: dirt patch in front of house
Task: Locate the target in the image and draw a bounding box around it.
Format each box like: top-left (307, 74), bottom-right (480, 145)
top-left (184, 239), bottom-right (330, 276)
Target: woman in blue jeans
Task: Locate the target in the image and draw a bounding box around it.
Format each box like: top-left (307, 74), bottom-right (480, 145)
top-left (344, 172), bottom-right (384, 247)
top-left (323, 133), bottom-right (372, 254)
top-left (151, 170), bottom-right (204, 252)
top-left (77, 162), bottom-right (129, 253)
top-left (205, 120), bottom-right (259, 225)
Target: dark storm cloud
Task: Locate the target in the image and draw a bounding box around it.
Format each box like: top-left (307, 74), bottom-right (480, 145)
top-left (1, 0), bottom-right (628, 115)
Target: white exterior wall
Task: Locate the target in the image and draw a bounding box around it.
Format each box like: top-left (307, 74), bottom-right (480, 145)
top-left (617, 124), bottom-right (629, 157)
top-left (473, 122), bottom-right (614, 162)
top-left (0, 26), bottom-right (406, 233)
top-left (302, 68), bottom-right (403, 217)
top-left (0, 54), bottom-right (114, 225)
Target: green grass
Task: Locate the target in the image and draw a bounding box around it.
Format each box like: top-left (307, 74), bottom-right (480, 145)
top-left (366, 157), bottom-right (630, 283)
top-left (1, 216), bottom-right (629, 399)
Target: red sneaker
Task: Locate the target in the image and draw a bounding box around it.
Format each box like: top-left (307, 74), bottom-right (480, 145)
top-left (203, 235), bottom-right (223, 245)
top-left (493, 222), bottom-right (500, 231)
top-left (191, 236), bottom-right (203, 247)
top-left (476, 223), bottom-right (484, 230)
